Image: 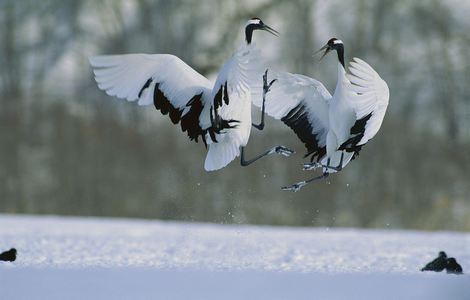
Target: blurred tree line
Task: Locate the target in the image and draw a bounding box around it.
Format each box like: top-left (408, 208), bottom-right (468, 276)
top-left (1, 0), bottom-right (469, 231)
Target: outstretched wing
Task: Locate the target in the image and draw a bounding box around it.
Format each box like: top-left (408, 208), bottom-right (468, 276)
top-left (89, 54), bottom-right (213, 142)
top-left (341, 57), bottom-right (390, 149)
top-left (211, 43), bottom-right (265, 117)
top-left (255, 72), bottom-right (332, 161)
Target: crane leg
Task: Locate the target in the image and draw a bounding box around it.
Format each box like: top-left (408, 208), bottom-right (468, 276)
top-left (303, 151), bottom-right (344, 172)
top-left (282, 156), bottom-right (336, 192)
top-left (240, 145), bottom-right (295, 167)
top-left (281, 172), bottom-right (330, 192)
top-left (252, 69), bottom-right (276, 131)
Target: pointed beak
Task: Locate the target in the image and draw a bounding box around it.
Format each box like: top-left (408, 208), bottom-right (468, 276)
top-left (314, 44), bottom-right (331, 60)
top-left (262, 24), bottom-right (279, 37)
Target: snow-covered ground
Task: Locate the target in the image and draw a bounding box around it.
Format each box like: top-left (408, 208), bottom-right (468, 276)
top-left (0, 214), bottom-right (469, 299)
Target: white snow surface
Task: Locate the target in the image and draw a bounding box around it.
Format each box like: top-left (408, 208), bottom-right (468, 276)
top-left (0, 214), bottom-right (469, 299)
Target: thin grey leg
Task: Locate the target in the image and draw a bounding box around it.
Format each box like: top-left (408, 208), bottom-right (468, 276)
top-left (303, 151), bottom-right (344, 172)
top-left (240, 145), bottom-right (295, 167)
top-left (281, 172), bottom-right (330, 192)
top-left (253, 69), bottom-right (276, 131)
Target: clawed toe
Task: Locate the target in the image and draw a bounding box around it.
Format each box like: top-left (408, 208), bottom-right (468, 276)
top-left (275, 146), bottom-right (295, 157)
top-left (281, 181), bottom-right (306, 192)
top-left (263, 69), bottom-right (277, 94)
top-left (266, 79), bottom-right (277, 92)
top-left (303, 162), bottom-right (322, 171)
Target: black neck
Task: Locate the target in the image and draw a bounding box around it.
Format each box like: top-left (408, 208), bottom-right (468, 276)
top-left (245, 24), bottom-right (256, 44)
top-left (336, 45), bottom-right (345, 67)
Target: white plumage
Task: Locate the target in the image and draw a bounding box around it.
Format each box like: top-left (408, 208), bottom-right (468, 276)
top-left (203, 43), bottom-right (264, 171)
top-left (90, 54), bottom-right (212, 108)
top-left (347, 58), bottom-right (390, 145)
top-left (90, 18), bottom-right (280, 172)
top-left (253, 38), bottom-right (389, 191)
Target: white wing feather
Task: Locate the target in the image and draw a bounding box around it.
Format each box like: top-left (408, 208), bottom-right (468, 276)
top-left (213, 44), bottom-right (264, 99)
top-left (257, 71), bottom-right (332, 148)
top-left (262, 72), bottom-right (330, 118)
top-left (212, 44), bottom-right (265, 120)
top-left (346, 57), bottom-right (389, 145)
top-left (89, 54), bottom-right (212, 108)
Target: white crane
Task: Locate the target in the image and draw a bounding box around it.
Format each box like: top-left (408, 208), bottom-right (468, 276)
top-left (252, 38), bottom-right (389, 191)
top-left (89, 18), bottom-right (294, 172)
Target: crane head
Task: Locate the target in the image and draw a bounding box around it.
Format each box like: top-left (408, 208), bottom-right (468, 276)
top-left (315, 38), bottom-right (344, 60)
top-left (245, 18), bottom-right (279, 44)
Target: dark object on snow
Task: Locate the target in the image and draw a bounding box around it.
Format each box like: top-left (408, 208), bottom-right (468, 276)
top-left (0, 248), bottom-right (17, 262)
top-left (421, 251), bottom-right (463, 274)
top-left (446, 257), bottom-right (463, 274)
top-left (421, 251), bottom-right (447, 272)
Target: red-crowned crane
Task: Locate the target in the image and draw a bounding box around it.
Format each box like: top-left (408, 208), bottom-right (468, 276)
top-left (252, 38), bottom-right (389, 191)
top-left (89, 18), bottom-right (294, 172)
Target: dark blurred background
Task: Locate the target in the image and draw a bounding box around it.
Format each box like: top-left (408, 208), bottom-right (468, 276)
top-left (1, 0), bottom-right (469, 231)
